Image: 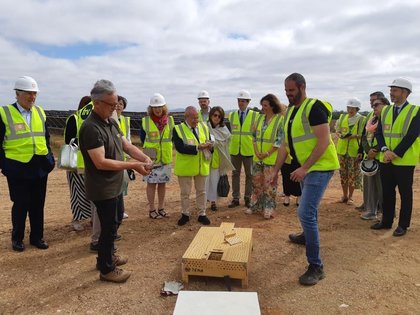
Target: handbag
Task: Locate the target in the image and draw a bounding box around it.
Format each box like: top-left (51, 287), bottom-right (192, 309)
top-left (57, 138), bottom-right (78, 171)
top-left (217, 174), bottom-right (230, 197)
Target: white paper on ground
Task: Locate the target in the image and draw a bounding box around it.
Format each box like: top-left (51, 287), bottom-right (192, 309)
top-left (173, 291), bottom-right (260, 315)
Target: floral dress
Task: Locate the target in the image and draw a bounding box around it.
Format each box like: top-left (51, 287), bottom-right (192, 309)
top-left (250, 119), bottom-right (283, 217)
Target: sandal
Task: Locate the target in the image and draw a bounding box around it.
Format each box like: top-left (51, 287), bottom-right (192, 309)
top-left (263, 209), bottom-right (274, 220)
top-left (210, 202), bottom-right (217, 211)
top-left (340, 196), bottom-right (348, 203)
top-left (346, 198), bottom-right (354, 205)
top-left (158, 208), bottom-right (170, 218)
top-left (149, 209), bottom-right (163, 219)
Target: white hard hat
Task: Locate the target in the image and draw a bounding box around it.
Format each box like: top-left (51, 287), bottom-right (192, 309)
top-left (237, 89), bottom-right (251, 100)
top-left (149, 93), bottom-right (166, 107)
top-left (14, 76), bottom-right (39, 92)
top-left (388, 77), bottom-right (412, 92)
top-left (360, 159), bottom-right (379, 177)
top-left (347, 97), bottom-right (361, 108)
top-left (197, 90), bottom-right (210, 99)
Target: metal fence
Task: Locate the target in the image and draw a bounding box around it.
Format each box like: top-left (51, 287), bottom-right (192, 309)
top-left (46, 110), bottom-right (186, 134)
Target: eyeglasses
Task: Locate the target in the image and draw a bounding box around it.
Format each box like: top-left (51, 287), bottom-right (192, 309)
top-left (99, 99), bottom-right (118, 108)
top-left (371, 103), bottom-right (383, 108)
top-left (212, 113), bottom-right (221, 118)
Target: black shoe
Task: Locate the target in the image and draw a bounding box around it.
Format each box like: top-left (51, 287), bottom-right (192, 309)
top-left (12, 240), bottom-right (25, 252)
top-left (370, 222), bottom-right (392, 230)
top-left (228, 200), bottom-right (240, 208)
top-left (30, 239), bottom-right (49, 250)
top-left (299, 264), bottom-right (325, 285)
top-left (210, 203), bottom-right (217, 211)
top-left (289, 232), bottom-right (306, 245)
top-left (392, 226), bottom-right (407, 237)
top-left (245, 199), bottom-right (251, 208)
top-left (90, 242), bottom-right (99, 252)
top-left (177, 214), bottom-right (190, 226)
top-left (198, 215), bottom-right (211, 225)
top-left (114, 234), bottom-right (122, 241)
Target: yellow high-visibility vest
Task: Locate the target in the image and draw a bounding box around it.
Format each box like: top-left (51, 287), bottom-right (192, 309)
top-left (284, 98), bottom-right (340, 172)
top-left (73, 102), bottom-right (94, 170)
top-left (228, 109), bottom-right (258, 156)
top-left (142, 116), bottom-right (174, 164)
top-left (0, 104), bottom-right (48, 162)
top-left (117, 115), bottom-right (130, 161)
top-left (336, 113), bottom-right (365, 157)
top-left (253, 114), bottom-right (283, 165)
top-left (380, 103), bottom-right (420, 166)
top-left (174, 122), bottom-right (210, 176)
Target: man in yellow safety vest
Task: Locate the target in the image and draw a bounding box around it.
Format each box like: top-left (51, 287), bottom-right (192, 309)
top-left (0, 76), bottom-right (55, 252)
top-left (371, 78), bottom-right (420, 236)
top-left (272, 73), bottom-right (339, 286)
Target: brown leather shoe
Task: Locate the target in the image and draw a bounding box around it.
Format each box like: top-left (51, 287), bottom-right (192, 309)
top-left (100, 268), bottom-right (131, 283)
top-left (96, 255), bottom-right (128, 270)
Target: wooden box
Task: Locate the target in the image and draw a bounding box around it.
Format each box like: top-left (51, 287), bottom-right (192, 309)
top-left (181, 222), bottom-right (253, 288)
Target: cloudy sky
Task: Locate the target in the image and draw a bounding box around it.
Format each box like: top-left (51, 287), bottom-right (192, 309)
top-left (1, 0), bottom-right (419, 112)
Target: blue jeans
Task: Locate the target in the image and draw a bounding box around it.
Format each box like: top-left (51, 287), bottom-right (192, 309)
top-left (298, 171), bottom-right (334, 266)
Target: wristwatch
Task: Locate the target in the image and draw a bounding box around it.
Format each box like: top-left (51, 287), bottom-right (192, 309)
top-left (380, 146), bottom-right (389, 153)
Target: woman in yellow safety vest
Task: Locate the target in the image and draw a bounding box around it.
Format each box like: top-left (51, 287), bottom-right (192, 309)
top-left (140, 93), bottom-right (174, 219)
top-left (115, 95), bottom-right (131, 222)
top-left (64, 96), bottom-right (93, 231)
top-left (248, 94), bottom-right (286, 219)
top-left (335, 98), bottom-right (365, 205)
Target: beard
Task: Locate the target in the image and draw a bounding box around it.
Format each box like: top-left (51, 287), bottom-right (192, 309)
top-left (287, 90), bottom-right (302, 106)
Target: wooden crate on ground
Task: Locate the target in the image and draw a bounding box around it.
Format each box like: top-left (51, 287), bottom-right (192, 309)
top-left (181, 222), bottom-right (253, 288)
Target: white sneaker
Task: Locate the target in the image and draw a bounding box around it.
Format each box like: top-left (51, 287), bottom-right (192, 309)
top-left (244, 209), bottom-right (253, 215)
top-left (360, 211), bottom-right (377, 220)
top-left (123, 213), bottom-right (128, 219)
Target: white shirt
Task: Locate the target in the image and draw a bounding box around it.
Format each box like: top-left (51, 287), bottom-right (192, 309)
top-left (16, 102), bottom-right (32, 128)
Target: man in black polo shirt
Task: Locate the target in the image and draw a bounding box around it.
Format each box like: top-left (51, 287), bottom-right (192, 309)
top-left (80, 79), bottom-right (152, 283)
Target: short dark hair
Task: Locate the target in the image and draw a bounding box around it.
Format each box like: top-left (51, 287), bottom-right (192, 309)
top-left (370, 91), bottom-right (385, 98)
top-left (118, 95), bottom-right (127, 109)
top-left (285, 73), bottom-right (306, 88)
top-left (209, 106), bottom-right (225, 127)
top-left (376, 96), bottom-right (390, 105)
top-left (260, 94), bottom-right (282, 114)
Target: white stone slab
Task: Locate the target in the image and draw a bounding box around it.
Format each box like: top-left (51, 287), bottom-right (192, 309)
top-left (173, 291), bottom-right (260, 315)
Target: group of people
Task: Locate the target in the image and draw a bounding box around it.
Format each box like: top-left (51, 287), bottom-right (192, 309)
top-left (1, 73), bottom-right (418, 286)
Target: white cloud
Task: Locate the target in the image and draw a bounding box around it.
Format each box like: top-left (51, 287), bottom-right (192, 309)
top-left (0, 0), bottom-right (419, 112)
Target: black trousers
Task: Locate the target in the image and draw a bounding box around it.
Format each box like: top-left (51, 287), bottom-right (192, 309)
top-left (93, 197), bottom-right (118, 274)
top-left (7, 176), bottom-right (48, 242)
top-left (281, 162), bottom-right (302, 197)
top-left (115, 193), bottom-right (124, 230)
top-left (380, 163), bottom-right (415, 229)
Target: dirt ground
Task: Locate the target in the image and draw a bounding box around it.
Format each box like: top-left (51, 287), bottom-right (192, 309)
top-left (0, 144), bottom-right (419, 314)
